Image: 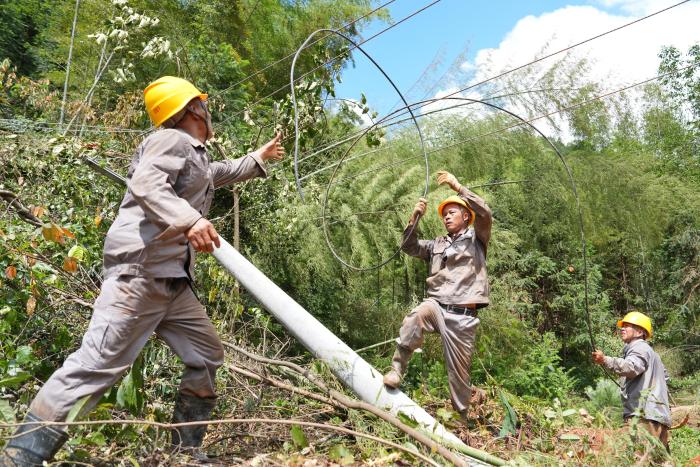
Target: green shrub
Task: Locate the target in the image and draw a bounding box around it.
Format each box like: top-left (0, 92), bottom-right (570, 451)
top-left (506, 333), bottom-right (576, 401)
top-left (584, 378), bottom-right (622, 423)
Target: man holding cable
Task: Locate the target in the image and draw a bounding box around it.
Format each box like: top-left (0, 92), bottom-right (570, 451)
top-left (1, 76), bottom-right (284, 465)
top-left (383, 170), bottom-right (492, 422)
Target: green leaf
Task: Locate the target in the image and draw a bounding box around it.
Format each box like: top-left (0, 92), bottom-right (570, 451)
top-left (402, 441), bottom-right (419, 454)
top-left (14, 345), bottom-right (33, 365)
top-left (85, 431), bottom-right (107, 446)
top-left (329, 443), bottom-right (354, 464)
top-left (68, 245), bottom-right (87, 261)
top-left (498, 390), bottom-right (518, 438)
top-left (290, 425), bottom-right (308, 449)
top-left (116, 355), bottom-right (144, 415)
top-left (66, 395), bottom-right (92, 422)
top-left (0, 399), bottom-right (16, 423)
top-left (208, 287), bottom-right (218, 303)
top-left (397, 411), bottom-right (419, 428)
top-left (559, 433), bottom-right (582, 441)
top-left (436, 407), bottom-right (456, 422)
top-left (561, 408), bottom-right (577, 417)
top-left (0, 372), bottom-right (31, 388)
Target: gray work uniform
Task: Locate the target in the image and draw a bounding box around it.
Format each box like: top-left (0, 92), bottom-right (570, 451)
top-left (397, 186), bottom-right (491, 413)
top-left (603, 338), bottom-right (672, 427)
top-left (30, 128), bottom-right (266, 422)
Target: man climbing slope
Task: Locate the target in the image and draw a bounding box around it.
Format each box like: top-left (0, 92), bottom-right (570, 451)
top-left (1, 76), bottom-right (285, 465)
top-left (592, 311), bottom-right (672, 451)
top-left (383, 170), bottom-right (492, 422)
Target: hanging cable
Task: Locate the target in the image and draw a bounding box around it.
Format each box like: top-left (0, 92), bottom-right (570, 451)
top-left (209, 0), bottom-right (398, 99)
top-left (216, 0), bottom-right (442, 129)
top-left (290, 28), bottom-right (428, 272)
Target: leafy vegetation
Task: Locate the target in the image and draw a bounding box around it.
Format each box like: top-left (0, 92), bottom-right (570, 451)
top-left (1, 0), bottom-right (699, 464)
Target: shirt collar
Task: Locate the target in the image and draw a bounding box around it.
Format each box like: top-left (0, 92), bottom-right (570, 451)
top-left (174, 128), bottom-right (205, 149)
top-left (446, 228), bottom-right (472, 243)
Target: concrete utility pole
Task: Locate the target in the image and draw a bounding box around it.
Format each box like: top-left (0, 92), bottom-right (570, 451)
top-left (212, 237), bottom-right (490, 463)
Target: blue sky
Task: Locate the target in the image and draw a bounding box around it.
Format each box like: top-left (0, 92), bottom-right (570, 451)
top-left (333, 0), bottom-right (698, 118)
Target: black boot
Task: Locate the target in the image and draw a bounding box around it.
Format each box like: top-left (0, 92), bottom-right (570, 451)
top-left (171, 393), bottom-right (217, 463)
top-left (0, 413), bottom-right (68, 467)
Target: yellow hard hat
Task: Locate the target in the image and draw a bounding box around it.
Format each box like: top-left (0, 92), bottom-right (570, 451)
top-left (617, 311), bottom-right (652, 338)
top-left (143, 76), bottom-right (208, 127)
top-left (437, 195), bottom-right (476, 226)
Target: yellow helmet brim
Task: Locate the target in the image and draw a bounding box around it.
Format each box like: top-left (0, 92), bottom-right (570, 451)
top-left (437, 195), bottom-right (475, 226)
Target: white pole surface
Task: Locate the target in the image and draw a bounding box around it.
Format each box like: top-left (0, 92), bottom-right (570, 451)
top-left (212, 238), bottom-right (468, 449)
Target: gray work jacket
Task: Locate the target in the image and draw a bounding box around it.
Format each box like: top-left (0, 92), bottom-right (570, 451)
top-left (603, 338), bottom-right (672, 427)
top-left (103, 128), bottom-right (266, 279)
top-left (401, 186), bottom-right (492, 306)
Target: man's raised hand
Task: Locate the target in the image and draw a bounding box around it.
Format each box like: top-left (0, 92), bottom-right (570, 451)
top-left (410, 197), bottom-right (428, 224)
top-left (437, 170), bottom-right (462, 192)
top-left (186, 218), bottom-right (221, 253)
top-left (591, 350), bottom-right (605, 365)
top-left (255, 132), bottom-right (285, 162)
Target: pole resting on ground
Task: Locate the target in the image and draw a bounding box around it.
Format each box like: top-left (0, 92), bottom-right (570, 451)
top-left (211, 237), bottom-right (493, 464)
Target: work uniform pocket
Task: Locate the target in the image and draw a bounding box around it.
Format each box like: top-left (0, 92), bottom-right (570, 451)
top-left (182, 151), bottom-right (209, 189)
top-left (452, 236), bottom-right (475, 263)
top-left (79, 312), bottom-right (110, 369)
top-left (430, 243), bottom-right (447, 275)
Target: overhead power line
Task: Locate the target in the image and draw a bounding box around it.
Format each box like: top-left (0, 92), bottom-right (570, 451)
top-left (409, 0), bottom-right (691, 114)
top-left (209, 0), bottom-right (398, 99)
top-left (233, 61), bottom-right (697, 217)
top-left (329, 62), bottom-right (700, 184)
top-left (215, 0), bottom-right (443, 128)
top-left (292, 87), bottom-right (578, 176)
top-left (240, 0), bottom-right (691, 166)
top-left (7, 0), bottom-right (690, 151)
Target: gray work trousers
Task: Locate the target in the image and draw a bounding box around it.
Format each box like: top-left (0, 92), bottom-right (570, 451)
top-left (30, 275), bottom-right (224, 422)
top-left (398, 299), bottom-right (479, 413)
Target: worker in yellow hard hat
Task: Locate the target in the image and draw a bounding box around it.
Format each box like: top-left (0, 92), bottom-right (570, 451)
top-left (383, 170), bottom-right (492, 423)
top-left (1, 76), bottom-right (285, 465)
top-left (592, 311), bottom-right (672, 452)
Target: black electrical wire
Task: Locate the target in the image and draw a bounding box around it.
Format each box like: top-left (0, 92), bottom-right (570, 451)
top-left (290, 28), bottom-right (429, 272)
top-left (209, 0), bottom-right (398, 99)
top-left (216, 0), bottom-right (442, 129)
top-left (286, 58), bottom-right (699, 380)
top-left (235, 60), bottom-right (698, 223)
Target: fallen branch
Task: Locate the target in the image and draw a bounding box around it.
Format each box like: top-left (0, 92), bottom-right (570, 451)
top-left (224, 363), bottom-right (345, 411)
top-left (0, 418), bottom-right (440, 467)
top-left (222, 341), bottom-right (477, 467)
top-left (0, 190), bottom-right (42, 226)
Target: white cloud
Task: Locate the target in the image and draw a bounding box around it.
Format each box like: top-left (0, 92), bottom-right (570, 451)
top-left (431, 1), bottom-right (699, 140)
top-left (459, 61), bottom-right (476, 73)
top-left (471, 3), bottom-right (697, 89)
top-left (591, 0), bottom-right (680, 15)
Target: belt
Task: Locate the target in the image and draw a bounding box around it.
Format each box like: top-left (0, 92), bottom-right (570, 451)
top-left (440, 302), bottom-right (478, 316)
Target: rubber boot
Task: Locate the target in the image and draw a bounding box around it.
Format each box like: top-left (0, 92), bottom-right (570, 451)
top-left (0, 412), bottom-right (68, 467)
top-left (171, 393), bottom-right (217, 463)
top-left (383, 345), bottom-right (412, 389)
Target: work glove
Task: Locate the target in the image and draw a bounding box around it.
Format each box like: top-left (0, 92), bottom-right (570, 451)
top-left (409, 197), bottom-right (427, 224)
top-left (437, 170), bottom-right (462, 192)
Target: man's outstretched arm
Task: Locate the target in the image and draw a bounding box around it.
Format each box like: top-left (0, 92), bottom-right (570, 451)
top-left (211, 132), bottom-right (285, 188)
